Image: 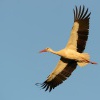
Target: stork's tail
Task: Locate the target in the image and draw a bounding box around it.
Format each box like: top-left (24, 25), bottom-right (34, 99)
top-left (77, 53), bottom-right (90, 67)
top-left (77, 53), bottom-right (97, 67)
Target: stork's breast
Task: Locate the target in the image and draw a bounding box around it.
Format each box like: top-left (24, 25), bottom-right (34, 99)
top-left (65, 49), bottom-right (80, 60)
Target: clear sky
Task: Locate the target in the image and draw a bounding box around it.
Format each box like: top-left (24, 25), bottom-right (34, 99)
top-left (0, 0), bottom-right (100, 100)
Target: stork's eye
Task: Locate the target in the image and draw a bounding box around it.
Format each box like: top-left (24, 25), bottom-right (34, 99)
top-left (46, 48), bottom-right (49, 50)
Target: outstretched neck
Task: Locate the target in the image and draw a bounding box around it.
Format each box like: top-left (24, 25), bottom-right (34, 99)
top-left (49, 49), bottom-right (58, 55)
top-left (49, 49), bottom-right (60, 56)
top-left (49, 48), bottom-right (66, 57)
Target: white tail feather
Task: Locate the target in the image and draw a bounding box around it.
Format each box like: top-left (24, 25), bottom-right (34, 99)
top-left (77, 53), bottom-right (90, 67)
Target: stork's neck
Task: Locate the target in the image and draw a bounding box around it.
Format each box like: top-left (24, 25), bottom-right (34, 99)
top-left (49, 49), bottom-right (58, 55)
top-left (49, 49), bottom-right (64, 57)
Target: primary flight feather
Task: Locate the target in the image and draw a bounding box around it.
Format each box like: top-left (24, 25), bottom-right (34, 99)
top-left (36, 6), bottom-right (97, 92)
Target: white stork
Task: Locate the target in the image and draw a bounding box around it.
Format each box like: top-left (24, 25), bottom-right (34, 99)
top-left (36, 6), bottom-right (97, 92)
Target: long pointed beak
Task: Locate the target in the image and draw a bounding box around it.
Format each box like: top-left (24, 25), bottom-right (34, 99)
top-left (39, 49), bottom-right (47, 53)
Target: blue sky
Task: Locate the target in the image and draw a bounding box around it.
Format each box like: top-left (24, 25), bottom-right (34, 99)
top-left (0, 0), bottom-right (100, 100)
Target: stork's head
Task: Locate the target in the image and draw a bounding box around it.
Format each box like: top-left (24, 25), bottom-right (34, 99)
top-left (39, 47), bottom-right (52, 53)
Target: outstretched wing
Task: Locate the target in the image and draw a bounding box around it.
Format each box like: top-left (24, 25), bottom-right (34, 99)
top-left (36, 58), bottom-right (77, 92)
top-left (66, 5), bottom-right (91, 53)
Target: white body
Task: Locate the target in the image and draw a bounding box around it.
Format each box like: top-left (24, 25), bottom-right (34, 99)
top-left (49, 48), bottom-right (90, 67)
top-left (57, 49), bottom-right (81, 60)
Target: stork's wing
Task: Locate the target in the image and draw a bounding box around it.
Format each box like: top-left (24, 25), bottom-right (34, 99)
top-left (36, 57), bottom-right (77, 92)
top-left (66, 6), bottom-right (91, 52)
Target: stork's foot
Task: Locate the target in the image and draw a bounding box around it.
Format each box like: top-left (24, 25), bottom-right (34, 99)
top-left (90, 61), bottom-right (97, 64)
top-left (85, 60), bottom-right (97, 65)
top-left (81, 57), bottom-right (97, 65)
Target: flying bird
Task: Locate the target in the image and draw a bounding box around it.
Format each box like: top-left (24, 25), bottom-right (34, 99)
top-left (36, 6), bottom-right (97, 92)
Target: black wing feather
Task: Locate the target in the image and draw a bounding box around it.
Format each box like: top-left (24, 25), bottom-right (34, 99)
top-left (74, 6), bottom-right (91, 52)
top-left (37, 58), bottom-right (77, 92)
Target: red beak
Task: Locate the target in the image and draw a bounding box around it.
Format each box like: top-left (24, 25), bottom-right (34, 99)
top-left (39, 49), bottom-right (47, 53)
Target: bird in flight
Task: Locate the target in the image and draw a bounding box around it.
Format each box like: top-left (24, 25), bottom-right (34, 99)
top-left (36, 6), bottom-right (97, 92)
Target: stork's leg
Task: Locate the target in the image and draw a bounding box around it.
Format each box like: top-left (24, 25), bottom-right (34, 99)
top-left (86, 60), bottom-right (97, 64)
top-left (81, 58), bottom-right (97, 64)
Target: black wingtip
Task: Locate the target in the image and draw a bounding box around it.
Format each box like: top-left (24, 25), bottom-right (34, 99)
top-left (74, 5), bottom-right (91, 21)
top-left (35, 81), bottom-right (54, 92)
